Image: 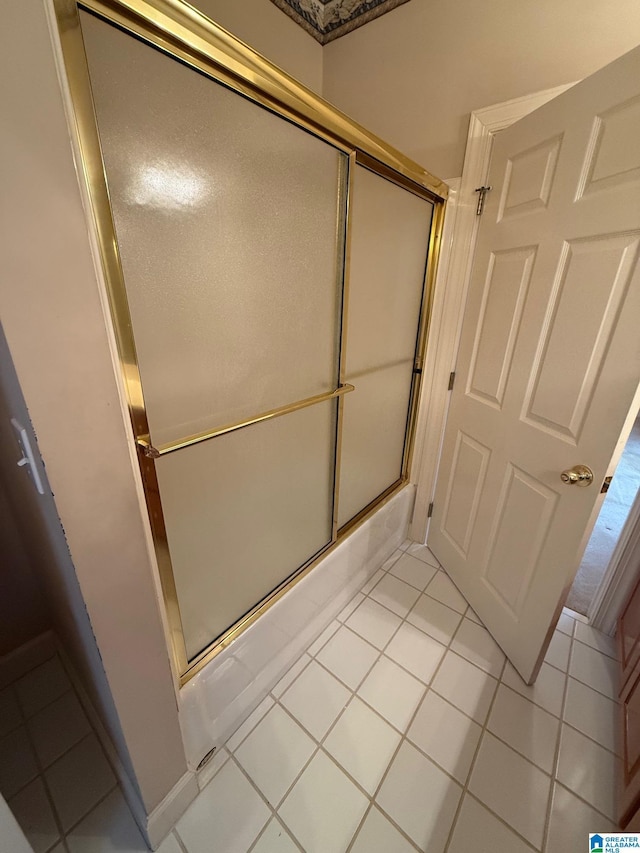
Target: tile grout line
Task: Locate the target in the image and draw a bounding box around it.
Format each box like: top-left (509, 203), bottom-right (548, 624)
top-left (210, 551), bottom-right (602, 846)
top-left (281, 557), bottom-right (451, 710)
top-left (562, 669), bottom-right (619, 701)
top-left (14, 657), bottom-right (79, 851)
top-left (1, 661), bottom-right (70, 853)
top-left (13, 679), bottom-right (76, 727)
top-left (465, 791), bottom-right (541, 852)
top-left (365, 650), bottom-right (497, 850)
top-left (495, 657), bottom-right (620, 748)
top-left (60, 784), bottom-right (120, 844)
top-left (30, 656), bottom-right (120, 848)
top-left (541, 620), bottom-right (575, 852)
top-left (234, 547), bottom-right (452, 852)
top-left (341, 568), bottom-right (485, 851)
top-left (552, 632), bottom-right (621, 824)
top-left (15, 683), bottom-right (76, 722)
top-left (572, 634), bottom-right (618, 662)
top-left (438, 654), bottom-right (544, 853)
top-left (0, 647), bottom-right (58, 693)
top-left (458, 617), bottom-right (617, 848)
top-left (21, 736), bottom-right (119, 850)
top-left (281, 553), bottom-right (496, 749)
top-left (234, 568), bottom-right (612, 851)
top-left (220, 548), bottom-right (411, 758)
top-left (340, 570), bottom-right (466, 853)
top-left (386, 558), bottom-right (440, 594)
top-left (8, 724), bottom-right (102, 800)
top-left (214, 544), bottom-right (617, 853)
top-left (245, 786), bottom-right (305, 853)
top-left (336, 592), bottom-right (367, 624)
top-left (533, 641), bottom-right (618, 702)
top-left (171, 827), bottom-right (190, 853)
top-left (0, 683), bottom-right (26, 740)
top-left (549, 779), bottom-right (618, 824)
top-left (233, 615), bottom-right (409, 853)
top-left (563, 625), bottom-right (621, 825)
top-left (449, 618), bottom-right (611, 848)
top-left (15, 543), bottom-right (618, 853)
top-left (484, 704), bottom-right (619, 768)
top-left (272, 555), bottom-right (597, 846)
top-left (229, 751), bottom-right (304, 853)
top-left (482, 679), bottom-right (620, 763)
top-left (441, 654), bottom-right (568, 852)
top-left (213, 548), bottom-right (409, 765)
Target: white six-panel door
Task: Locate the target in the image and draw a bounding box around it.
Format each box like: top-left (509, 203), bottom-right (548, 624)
top-left (429, 46), bottom-right (640, 682)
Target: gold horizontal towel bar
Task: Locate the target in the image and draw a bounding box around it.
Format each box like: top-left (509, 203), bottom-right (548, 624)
top-left (136, 383), bottom-right (356, 458)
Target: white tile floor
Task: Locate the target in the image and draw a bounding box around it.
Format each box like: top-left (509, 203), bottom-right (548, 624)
top-left (1, 541), bottom-right (622, 852)
top-left (0, 652), bottom-right (175, 853)
top-left (174, 540), bottom-right (622, 853)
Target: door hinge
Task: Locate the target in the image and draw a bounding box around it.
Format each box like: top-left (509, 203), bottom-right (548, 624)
top-left (427, 501), bottom-right (434, 518)
top-left (474, 185), bottom-right (492, 216)
top-left (601, 476), bottom-right (613, 494)
top-left (448, 371), bottom-right (456, 391)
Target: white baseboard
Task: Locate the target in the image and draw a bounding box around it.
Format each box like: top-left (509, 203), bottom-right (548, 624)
top-left (57, 640), bottom-right (198, 849)
top-left (56, 643), bottom-right (149, 844)
top-left (0, 630), bottom-right (56, 690)
top-left (146, 770), bottom-right (199, 849)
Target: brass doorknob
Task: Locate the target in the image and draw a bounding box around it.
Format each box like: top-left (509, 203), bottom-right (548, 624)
top-left (560, 465), bottom-right (594, 487)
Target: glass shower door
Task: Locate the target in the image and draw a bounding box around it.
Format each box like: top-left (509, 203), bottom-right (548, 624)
top-left (80, 11), bottom-right (347, 660)
top-left (337, 165), bottom-right (434, 528)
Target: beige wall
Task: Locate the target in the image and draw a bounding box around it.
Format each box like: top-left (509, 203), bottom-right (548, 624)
top-left (0, 338), bottom-right (50, 659)
top-left (323, 0), bottom-right (640, 179)
top-left (189, 0), bottom-right (323, 92)
top-left (0, 1), bottom-right (187, 814)
top-left (0, 323), bottom-right (138, 789)
top-left (0, 0), bottom-right (320, 821)
top-left (0, 475), bottom-right (49, 657)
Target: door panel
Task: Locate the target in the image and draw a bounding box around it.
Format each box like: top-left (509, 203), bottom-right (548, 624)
top-left (430, 46), bottom-right (640, 682)
top-left (440, 432), bottom-right (491, 557)
top-left (523, 233), bottom-right (640, 439)
top-left (498, 134), bottom-right (562, 220)
top-left (482, 465), bottom-right (558, 617)
top-left (467, 247), bottom-right (536, 408)
top-left (578, 95), bottom-right (640, 198)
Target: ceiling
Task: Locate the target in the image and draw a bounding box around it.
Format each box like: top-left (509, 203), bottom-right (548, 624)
top-left (270, 0), bottom-right (411, 45)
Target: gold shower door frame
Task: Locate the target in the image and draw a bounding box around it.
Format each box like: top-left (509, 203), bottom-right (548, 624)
top-left (52, 0), bottom-right (448, 684)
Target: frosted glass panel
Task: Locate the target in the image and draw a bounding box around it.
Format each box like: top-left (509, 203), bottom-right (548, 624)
top-left (338, 167), bottom-right (433, 527)
top-left (80, 12), bottom-right (345, 446)
top-left (338, 363), bottom-right (414, 526)
top-left (156, 401), bottom-right (336, 660)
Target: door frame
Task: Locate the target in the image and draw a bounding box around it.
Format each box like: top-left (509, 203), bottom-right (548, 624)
top-left (589, 482), bottom-right (640, 634)
top-left (410, 82), bottom-right (575, 541)
top-left (411, 79), bottom-right (640, 637)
